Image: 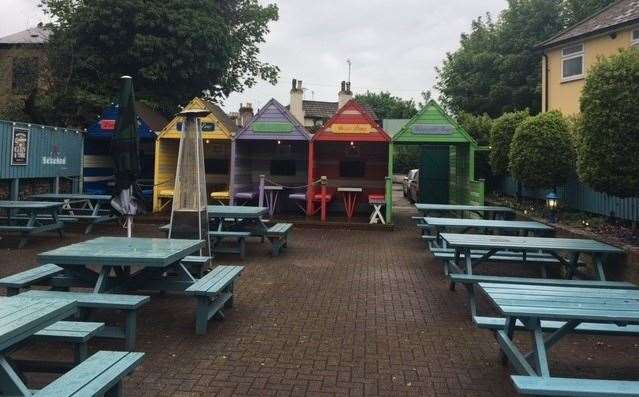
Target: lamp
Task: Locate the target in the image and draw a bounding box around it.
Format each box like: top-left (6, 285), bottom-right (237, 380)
top-left (545, 192), bottom-right (558, 223)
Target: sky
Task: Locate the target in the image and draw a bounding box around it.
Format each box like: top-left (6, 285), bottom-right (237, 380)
top-left (0, 0), bottom-right (507, 114)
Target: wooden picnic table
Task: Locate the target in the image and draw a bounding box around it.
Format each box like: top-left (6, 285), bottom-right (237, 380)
top-left (208, 205), bottom-right (269, 236)
top-left (415, 203), bottom-right (515, 219)
top-left (263, 185), bottom-right (284, 218)
top-left (440, 233), bottom-right (624, 280)
top-left (479, 281), bottom-right (639, 395)
top-left (0, 296), bottom-right (77, 395)
top-left (37, 237), bottom-right (204, 293)
top-left (423, 217), bottom-right (554, 248)
top-left (0, 201), bottom-right (64, 248)
top-left (337, 187), bottom-right (362, 223)
top-left (29, 193), bottom-right (117, 234)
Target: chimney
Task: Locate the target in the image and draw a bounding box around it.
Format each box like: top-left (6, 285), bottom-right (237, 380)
top-left (239, 102), bottom-right (254, 127)
top-left (289, 78), bottom-right (304, 124)
top-left (338, 80), bottom-right (352, 110)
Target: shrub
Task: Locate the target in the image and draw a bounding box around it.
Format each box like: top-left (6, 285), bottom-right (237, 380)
top-left (578, 48), bottom-right (639, 197)
top-left (489, 110), bottom-right (529, 176)
top-left (509, 111), bottom-right (575, 189)
top-left (457, 112), bottom-right (493, 146)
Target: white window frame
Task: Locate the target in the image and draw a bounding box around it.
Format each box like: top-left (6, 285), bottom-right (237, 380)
top-left (561, 43), bottom-right (585, 82)
top-left (632, 29), bottom-right (639, 47)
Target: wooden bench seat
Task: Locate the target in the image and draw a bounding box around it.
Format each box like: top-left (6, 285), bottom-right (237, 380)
top-left (474, 316), bottom-right (639, 336)
top-left (34, 351), bottom-right (144, 396)
top-left (0, 264), bottom-right (64, 296)
top-left (209, 230), bottom-right (251, 259)
top-left (185, 265), bottom-right (244, 335)
top-left (20, 290), bottom-right (149, 350)
top-left (511, 375), bottom-right (639, 396)
top-left (266, 223), bottom-right (292, 256)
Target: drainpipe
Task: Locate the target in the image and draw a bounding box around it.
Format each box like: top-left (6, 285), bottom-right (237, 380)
top-left (542, 53), bottom-right (549, 113)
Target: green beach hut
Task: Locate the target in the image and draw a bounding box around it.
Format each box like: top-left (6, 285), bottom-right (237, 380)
top-left (387, 100), bottom-right (484, 223)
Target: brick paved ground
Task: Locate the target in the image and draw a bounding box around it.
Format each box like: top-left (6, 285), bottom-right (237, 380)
top-left (1, 189), bottom-right (638, 396)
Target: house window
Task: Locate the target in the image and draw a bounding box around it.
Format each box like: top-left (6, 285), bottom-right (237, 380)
top-left (632, 29), bottom-right (639, 46)
top-left (12, 57), bottom-right (40, 94)
top-left (561, 44), bottom-right (584, 82)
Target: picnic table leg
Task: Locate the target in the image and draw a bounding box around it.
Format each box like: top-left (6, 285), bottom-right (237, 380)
top-left (529, 318), bottom-right (550, 377)
top-left (125, 310), bottom-right (137, 351)
top-left (18, 211), bottom-right (37, 249)
top-left (52, 209), bottom-right (63, 238)
top-left (568, 252), bottom-right (580, 279)
top-left (524, 320), bottom-right (580, 365)
top-left (94, 266), bottom-right (113, 293)
top-left (500, 317), bottom-right (517, 365)
top-left (0, 356), bottom-right (31, 397)
top-left (594, 253), bottom-right (606, 281)
top-left (464, 247), bottom-right (473, 275)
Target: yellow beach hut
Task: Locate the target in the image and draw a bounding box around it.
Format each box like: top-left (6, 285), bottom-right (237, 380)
top-left (153, 97), bottom-right (236, 212)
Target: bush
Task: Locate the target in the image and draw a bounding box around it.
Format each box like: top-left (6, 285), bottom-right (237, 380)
top-left (578, 48), bottom-right (639, 198)
top-left (456, 112), bottom-right (493, 146)
top-left (509, 111), bottom-right (575, 189)
top-left (489, 110), bottom-right (529, 176)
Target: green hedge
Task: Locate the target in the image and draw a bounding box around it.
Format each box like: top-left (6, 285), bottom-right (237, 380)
top-left (489, 110), bottom-right (529, 176)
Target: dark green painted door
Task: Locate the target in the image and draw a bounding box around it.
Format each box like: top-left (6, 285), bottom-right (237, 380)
top-left (419, 146), bottom-right (449, 204)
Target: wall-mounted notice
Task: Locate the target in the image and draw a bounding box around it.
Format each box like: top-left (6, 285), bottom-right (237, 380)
top-left (11, 127), bottom-right (29, 165)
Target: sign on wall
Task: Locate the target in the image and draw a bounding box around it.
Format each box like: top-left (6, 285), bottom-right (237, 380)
top-left (329, 124), bottom-right (372, 134)
top-left (11, 127), bottom-right (29, 165)
top-left (411, 124), bottom-right (454, 135)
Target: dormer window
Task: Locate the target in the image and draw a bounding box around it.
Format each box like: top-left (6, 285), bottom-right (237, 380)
top-left (561, 43), bottom-right (584, 82)
top-left (632, 29), bottom-right (639, 46)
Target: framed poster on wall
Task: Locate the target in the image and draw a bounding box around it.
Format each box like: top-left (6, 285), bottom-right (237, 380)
top-left (11, 127), bottom-right (29, 165)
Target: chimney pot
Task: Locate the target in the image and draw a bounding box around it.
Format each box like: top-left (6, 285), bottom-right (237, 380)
top-left (297, 80), bottom-right (303, 90)
top-left (292, 79), bottom-right (297, 90)
top-left (346, 82), bottom-right (351, 93)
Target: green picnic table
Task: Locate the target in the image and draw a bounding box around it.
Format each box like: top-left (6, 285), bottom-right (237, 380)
top-left (208, 205), bottom-right (269, 236)
top-left (440, 233), bottom-right (624, 280)
top-left (423, 217), bottom-right (554, 249)
top-left (0, 296), bottom-right (77, 395)
top-left (29, 193), bottom-right (117, 234)
top-left (415, 203), bottom-right (515, 220)
top-left (0, 201), bottom-right (64, 248)
top-left (479, 281), bottom-right (639, 396)
top-left (37, 237), bottom-right (204, 293)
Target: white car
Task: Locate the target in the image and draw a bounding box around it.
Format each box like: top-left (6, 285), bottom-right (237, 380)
top-left (403, 169), bottom-right (418, 197)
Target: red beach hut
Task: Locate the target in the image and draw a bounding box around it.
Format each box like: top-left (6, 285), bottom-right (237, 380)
top-left (307, 99), bottom-right (391, 223)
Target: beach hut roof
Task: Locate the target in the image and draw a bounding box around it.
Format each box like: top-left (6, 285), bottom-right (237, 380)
top-left (86, 101), bottom-right (166, 140)
top-left (392, 100), bottom-right (477, 146)
top-left (158, 97), bottom-right (235, 140)
top-left (236, 98), bottom-right (311, 141)
top-left (312, 99), bottom-right (390, 143)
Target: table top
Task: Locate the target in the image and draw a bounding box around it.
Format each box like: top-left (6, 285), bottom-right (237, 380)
top-left (480, 282), bottom-right (639, 323)
top-left (440, 233), bottom-right (624, 254)
top-left (423, 217), bottom-right (553, 231)
top-left (30, 193), bottom-right (112, 201)
top-left (207, 205), bottom-right (268, 219)
top-left (0, 200), bottom-right (63, 210)
top-left (0, 296), bottom-right (77, 351)
top-left (38, 237), bottom-right (204, 267)
top-left (264, 185), bottom-right (284, 191)
top-left (415, 204), bottom-right (514, 213)
top-left (337, 187), bottom-right (363, 192)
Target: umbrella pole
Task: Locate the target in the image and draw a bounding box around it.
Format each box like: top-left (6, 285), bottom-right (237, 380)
top-left (127, 186), bottom-right (133, 238)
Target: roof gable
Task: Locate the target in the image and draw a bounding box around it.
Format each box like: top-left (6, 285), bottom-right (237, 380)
top-left (0, 26), bottom-right (49, 45)
top-left (158, 97), bottom-right (233, 140)
top-left (537, 0), bottom-right (639, 48)
top-left (86, 102), bottom-right (163, 140)
top-left (392, 100), bottom-right (477, 145)
top-left (236, 98), bottom-right (310, 141)
top-left (312, 99), bottom-right (390, 142)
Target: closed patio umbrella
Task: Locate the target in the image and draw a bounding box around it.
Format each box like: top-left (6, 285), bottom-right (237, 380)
top-left (111, 75), bottom-right (144, 237)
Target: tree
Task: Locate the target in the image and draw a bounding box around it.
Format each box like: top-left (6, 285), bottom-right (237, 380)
top-left (457, 112), bottom-right (493, 146)
top-left (435, 0), bottom-right (615, 117)
top-left (38, 0), bottom-right (279, 126)
top-left (509, 111), bottom-right (575, 189)
top-left (562, 0), bottom-right (616, 26)
top-left (578, 48), bottom-right (639, 198)
top-left (355, 91), bottom-right (418, 119)
top-left (489, 110), bottom-right (529, 176)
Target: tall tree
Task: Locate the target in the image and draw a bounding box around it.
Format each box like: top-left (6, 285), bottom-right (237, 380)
top-left (355, 91), bottom-right (418, 119)
top-left (435, 0), bottom-right (615, 118)
top-left (38, 0), bottom-right (279, 125)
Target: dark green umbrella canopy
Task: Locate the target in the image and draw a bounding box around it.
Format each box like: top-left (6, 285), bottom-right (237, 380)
top-left (112, 75), bottom-right (140, 195)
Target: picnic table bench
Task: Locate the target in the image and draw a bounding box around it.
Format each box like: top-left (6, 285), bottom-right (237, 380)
top-left (440, 233), bottom-right (624, 282)
top-left (478, 281), bottom-right (639, 396)
top-left (0, 201), bottom-right (64, 248)
top-left (266, 223), bottom-right (292, 256)
top-left (209, 230), bottom-right (251, 259)
top-left (29, 193), bottom-right (117, 234)
top-left (185, 265), bottom-right (244, 335)
top-left (415, 203), bottom-right (515, 220)
top-left (0, 263), bottom-right (64, 296)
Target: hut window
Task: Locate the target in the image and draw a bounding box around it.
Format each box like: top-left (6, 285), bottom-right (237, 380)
top-left (175, 122), bottom-right (183, 131)
top-left (202, 122), bottom-right (216, 131)
top-left (561, 44), bottom-right (584, 81)
top-left (12, 57), bottom-right (40, 94)
top-left (270, 159), bottom-right (296, 176)
top-left (339, 160), bottom-right (365, 178)
top-left (633, 30), bottom-right (639, 46)
top-left (205, 158), bottom-right (229, 174)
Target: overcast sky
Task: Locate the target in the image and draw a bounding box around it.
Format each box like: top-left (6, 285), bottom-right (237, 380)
top-left (1, 0), bottom-right (507, 113)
